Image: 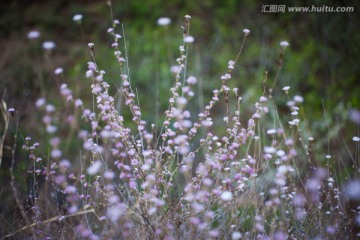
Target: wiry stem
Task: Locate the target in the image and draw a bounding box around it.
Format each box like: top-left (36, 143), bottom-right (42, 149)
top-left (9, 112), bottom-right (37, 239)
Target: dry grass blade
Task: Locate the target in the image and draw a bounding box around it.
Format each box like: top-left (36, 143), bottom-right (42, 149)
top-left (0, 99), bottom-right (10, 167)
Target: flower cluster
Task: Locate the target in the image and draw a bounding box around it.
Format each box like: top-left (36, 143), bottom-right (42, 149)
top-left (6, 13), bottom-right (358, 240)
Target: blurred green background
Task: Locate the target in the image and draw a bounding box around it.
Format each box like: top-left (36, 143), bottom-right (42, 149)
top-left (0, 0), bottom-right (359, 173)
top-left (1, 1), bottom-right (360, 237)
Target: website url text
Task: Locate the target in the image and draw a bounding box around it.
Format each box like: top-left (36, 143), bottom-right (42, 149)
top-left (261, 5), bottom-right (354, 13)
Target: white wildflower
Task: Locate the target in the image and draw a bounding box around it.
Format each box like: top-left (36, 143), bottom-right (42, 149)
top-left (243, 29), bottom-right (250, 36)
top-left (42, 41), bottom-right (56, 50)
top-left (282, 86), bottom-right (290, 92)
top-left (353, 136), bottom-right (360, 142)
top-left (35, 98), bottom-right (46, 108)
top-left (27, 30), bottom-right (40, 39)
top-left (266, 129), bottom-right (277, 135)
top-left (220, 191), bottom-right (233, 201)
top-left (232, 231), bottom-right (242, 240)
top-left (294, 95), bottom-right (304, 103)
top-left (184, 36), bottom-right (195, 43)
top-left (264, 146), bottom-right (276, 154)
top-left (72, 14), bottom-right (83, 22)
top-left (157, 17), bottom-right (171, 26)
top-left (54, 67), bottom-right (63, 75)
top-left (280, 41), bottom-right (289, 48)
top-left (87, 160), bottom-right (102, 175)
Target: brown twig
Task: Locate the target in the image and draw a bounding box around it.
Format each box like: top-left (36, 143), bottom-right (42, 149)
top-left (1, 208), bottom-right (98, 239)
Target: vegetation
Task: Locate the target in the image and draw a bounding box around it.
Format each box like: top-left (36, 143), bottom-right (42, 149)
top-left (0, 1), bottom-right (359, 239)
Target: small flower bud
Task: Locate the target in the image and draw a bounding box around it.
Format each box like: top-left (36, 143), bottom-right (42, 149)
top-left (243, 29), bottom-right (250, 36)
